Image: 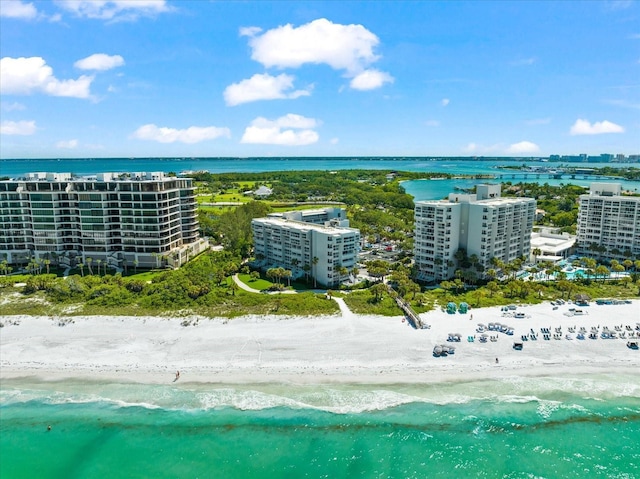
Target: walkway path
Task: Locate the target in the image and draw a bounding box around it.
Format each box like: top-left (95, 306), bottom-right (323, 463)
top-left (232, 274), bottom-right (297, 294)
top-left (332, 297), bottom-right (355, 320)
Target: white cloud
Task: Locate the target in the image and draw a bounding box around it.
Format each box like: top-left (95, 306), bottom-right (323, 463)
top-left (55, 0), bottom-right (170, 21)
top-left (241, 114), bottom-right (320, 146)
top-left (0, 0), bottom-right (37, 19)
top-left (1, 120), bottom-right (36, 135)
top-left (425, 120), bottom-right (440, 127)
top-left (330, 138), bottom-right (339, 145)
top-left (223, 73), bottom-right (311, 106)
top-left (1, 101), bottom-right (26, 111)
top-left (507, 141), bottom-right (540, 154)
top-left (239, 26), bottom-right (262, 37)
top-left (0, 57), bottom-right (94, 98)
top-left (349, 69), bottom-right (394, 90)
top-left (245, 18), bottom-right (391, 90)
top-left (463, 142), bottom-right (536, 154)
top-left (74, 53), bottom-right (124, 71)
top-left (569, 118), bottom-right (625, 135)
top-left (462, 142), bottom-right (479, 153)
top-left (132, 124), bottom-right (231, 144)
top-left (441, 98), bottom-right (450, 107)
top-left (56, 139), bottom-right (79, 149)
top-left (606, 0), bottom-right (633, 10)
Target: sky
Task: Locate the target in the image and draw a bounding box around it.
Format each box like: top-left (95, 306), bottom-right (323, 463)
top-left (0, 0), bottom-right (639, 159)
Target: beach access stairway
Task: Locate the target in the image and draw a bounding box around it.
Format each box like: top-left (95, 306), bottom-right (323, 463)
top-left (392, 292), bottom-right (426, 329)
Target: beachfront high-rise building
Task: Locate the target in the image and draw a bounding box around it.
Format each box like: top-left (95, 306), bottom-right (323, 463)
top-left (414, 184), bottom-right (536, 282)
top-left (576, 183), bottom-right (640, 260)
top-left (251, 208), bottom-right (360, 288)
top-left (0, 172), bottom-right (208, 270)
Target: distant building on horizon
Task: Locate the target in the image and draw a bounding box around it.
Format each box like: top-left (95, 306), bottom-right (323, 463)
top-left (251, 207), bottom-right (360, 288)
top-left (414, 184), bottom-right (536, 282)
top-left (576, 183), bottom-right (640, 261)
top-left (0, 172), bottom-right (208, 270)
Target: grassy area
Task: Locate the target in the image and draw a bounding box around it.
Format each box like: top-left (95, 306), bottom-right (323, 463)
top-left (342, 290), bottom-right (404, 316)
top-left (427, 278), bottom-right (639, 311)
top-left (198, 204), bottom-right (236, 214)
top-left (213, 190), bottom-right (250, 203)
top-left (237, 273), bottom-right (273, 291)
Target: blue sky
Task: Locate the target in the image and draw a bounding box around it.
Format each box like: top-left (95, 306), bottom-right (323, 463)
top-left (0, 0), bottom-right (638, 159)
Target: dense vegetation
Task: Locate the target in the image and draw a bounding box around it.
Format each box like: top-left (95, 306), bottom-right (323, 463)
top-left (192, 170), bottom-right (441, 255)
top-left (502, 182), bottom-right (586, 233)
top-left (0, 251), bottom-right (338, 318)
top-left (2, 170), bottom-right (639, 320)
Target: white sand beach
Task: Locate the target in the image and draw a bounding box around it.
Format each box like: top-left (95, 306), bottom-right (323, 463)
top-left (1, 299), bottom-right (639, 385)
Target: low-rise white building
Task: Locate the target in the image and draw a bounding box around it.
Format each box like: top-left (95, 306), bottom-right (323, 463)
top-left (252, 208), bottom-right (360, 288)
top-left (530, 227), bottom-right (576, 262)
top-left (414, 184), bottom-right (536, 282)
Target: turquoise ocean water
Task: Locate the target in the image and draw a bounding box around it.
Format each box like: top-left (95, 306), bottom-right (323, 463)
top-left (2, 375), bottom-right (639, 479)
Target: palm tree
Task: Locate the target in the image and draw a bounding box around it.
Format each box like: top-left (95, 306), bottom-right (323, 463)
top-left (469, 254), bottom-right (479, 270)
top-left (532, 248), bottom-right (542, 263)
top-left (337, 265), bottom-right (348, 282)
top-left (350, 266), bottom-right (359, 281)
top-left (486, 280), bottom-right (499, 298)
top-left (78, 262), bottom-right (85, 277)
top-left (96, 259), bottom-right (102, 276)
top-left (486, 268), bottom-right (497, 281)
top-left (370, 282), bottom-right (387, 302)
top-left (302, 264), bottom-right (311, 283)
top-left (284, 269), bottom-right (292, 286)
top-left (86, 257), bottom-right (93, 275)
top-left (44, 259), bottom-right (51, 275)
top-left (290, 258), bottom-right (299, 271)
top-left (595, 265), bottom-right (610, 283)
top-left (312, 256), bottom-right (319, 287)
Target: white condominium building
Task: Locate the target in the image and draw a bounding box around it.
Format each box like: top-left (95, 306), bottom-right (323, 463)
top-left (252, 208), bottom-right (360, 288)
top-left (576, 183), bottom-right (640, 260)
top-left (414, 184), bottom-right (536, 282)
top-left (0, 172), bottom-right (208, 269)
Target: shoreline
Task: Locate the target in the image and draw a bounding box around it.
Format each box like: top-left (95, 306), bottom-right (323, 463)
top-left (2, 300), bottom-right (639, 388)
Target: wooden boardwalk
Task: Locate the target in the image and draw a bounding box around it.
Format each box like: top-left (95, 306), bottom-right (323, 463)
top-left (394, 295), bottom-right (428, 330)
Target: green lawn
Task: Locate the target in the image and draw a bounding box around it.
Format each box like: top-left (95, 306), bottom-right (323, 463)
top-left (213, 190), bottom-right (250, 203)
top-left (237, 273), bottom-right (274, 291)
top-left (198, 205), bottom-right (235, 213)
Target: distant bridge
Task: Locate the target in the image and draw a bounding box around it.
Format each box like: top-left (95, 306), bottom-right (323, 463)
top-left (493, 173), bottom-right (620, 181)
